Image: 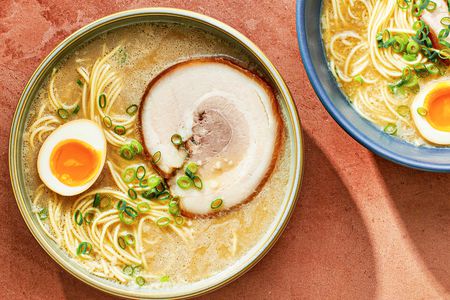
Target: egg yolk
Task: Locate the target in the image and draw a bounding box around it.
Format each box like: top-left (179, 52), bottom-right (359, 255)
top-left (425, 84), bottom-right (450, 132)
top-left (50, 139), bottom-right (101, 187)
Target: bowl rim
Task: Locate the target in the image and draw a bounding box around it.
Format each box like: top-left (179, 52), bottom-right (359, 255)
top-left (9, 7), bottom-right (304, 299)
top-left (296, 0), bottom-right (450, 172)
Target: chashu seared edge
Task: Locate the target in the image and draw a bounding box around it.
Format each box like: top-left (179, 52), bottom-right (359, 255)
top-left (138, 58), bottom-right (283, 217)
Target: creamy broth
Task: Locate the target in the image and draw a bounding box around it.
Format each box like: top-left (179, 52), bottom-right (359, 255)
top-left (23, 23), bottom-right (291, 286)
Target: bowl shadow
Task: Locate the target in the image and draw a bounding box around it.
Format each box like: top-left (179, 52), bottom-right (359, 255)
top-left (374, 156), bottom-right (450, 293)
top-left (200, 132), bottom-right (377, 299)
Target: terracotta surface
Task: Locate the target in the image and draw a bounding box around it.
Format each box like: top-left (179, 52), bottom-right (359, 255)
top-left (1, 1), bottom-right (449, 299)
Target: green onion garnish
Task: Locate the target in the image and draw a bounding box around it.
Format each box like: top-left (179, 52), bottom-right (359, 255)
top-left (118, 236), bottom-right (127, 249)
top-left (211, 198), bottom-right (223, 210)
top-left (157, 191), bottom-right (171, 201)
top-left (98, 93), bottom-right (107, 108)
top-left (76, 79), bottom-right (83, 87)
top-left (136, 276), bottom-right (146, 286)
top-left (396, 105), bottom-right (410, 117)
top-left (192, 176), bottom-right (203, 190)
top-left (126, 104), bottom-right (138, 116)
top-left (136, 166), bottom-right (146, 181)
top-left (117, 200), bottom-right (127, 211)
top-left (141, 189), bottom-right (157, 200)
top-left (72, 105), bottom-right (80, 115)
top-left (74, 210), bottom-right (83, 225)
top-left (185, 162), bottom-right (198, 179)
top-left (160, 275), bottom-right (170, 283)
top-left (384, 123), bottom-right (397, 135)
top-left (177, 176), bottom-right (192, 189)
top-left (128, 188), bottom-right (137, 200)
top-left (147, 175), bottom-right (161, 189)
top-left (38, 208), bottom-right (48, 220)
top-left (168, 203), bottom-right (179, 216)
top-left (114, 125), bottom-right (126, 135)
top-left (99, 196), bottom-right (112, 211)
top-left (119, 144), bottom-right (135, 160)
top-left (441, 16), bottom-right (450, 27)
top-left (84, 212), bottom-right (94, 224)
top-left (93, 193), bottom-right (101, 208)
top-left (137, 202), bottom-right (151, 213)
top-left (156, 217), bottom-right (171, 227)
top-left (103, 116), bottom-right (112, 128)
top-left (57, 108), bottom-right (69, 119)
top-left (119, 210), bottom-right (135, 225)
top-left (122, 167), bottom-right (136, 183)
top-left (152, 151), bottom-right (161, 164)
top-left (125, 234), bottom-right (135, 246)
top-left (174, 215), bottom-right (184, 226)
top-left (417, 107), bottom-right (428, 116)
top-left (130, 139), bottom-right (143, 155)
top-left (77, 242), bottom-right (92, 255)
top-left (171, 134), bottom-right (183, 146)
top-left (406, 40), bottom-right (420, 54)
top-left (123, 265), bottom-right (134, 276)
top-left (124, 206), bottom-right (138, 218)
top-left (353, 75), bottom-right (364, 84)
top-left (139, 177), bottom-right (149, 188)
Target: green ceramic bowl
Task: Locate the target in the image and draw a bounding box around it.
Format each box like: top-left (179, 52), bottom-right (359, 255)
top-left (9, 8), bottom-right (303, 299)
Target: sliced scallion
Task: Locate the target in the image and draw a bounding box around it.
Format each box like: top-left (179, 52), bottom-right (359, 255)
top-left (76, 79), bottom-right (83, 87)
top-left (118, 236), bottom-right (127, 249)
top-left (417, 107), bottom-right (428, 116)
top-left (57, 108), bottom-right (69, 119)
top-left (128, 188), bottom-right (137, 200)
top-left (38, 208), bottom-right (48, 220)
top-left (137, 202), bottom-right (151, 213)
top-left (126, 104), bottom-right (138, 116)
top-left (114, 125), bottom-right (126, 135)
top-left (84, 212), bottom-right (94, 224)
top-left (98, 93), bottom-right (107, 108)
top-left (171, 134), bottom-right (183, 146)
top-left (136, 166), bottom-right (146, 181)
top-left (123, 265), bottom-right (134, 276)
top-left (119, 210), bottom-right (135, 225)
top-left (74, 210), bottom-right (83, 225)
top-left (160, 275), bottom-right (170, 283)
top-left (177, 176), bottom-right (192, 189)
top-left (130, 139), bottom-right (143, 155)
top-left (152, 151), bottom-right (161, 164)
top-left (156, 217), bottom-right (171, 227)
top-left (119, 144), bottom-right (135, 160)
top-left (136, 276), bottom-right (146, 286)
top-left (192, 176), bottom-right (203, 190)
top-left (117, 200), bottom-right (127, 211)
top-left (384, 123), bottom-right (397, 135)
top-left (157, 191), bottom-right (171, 201)
top-left (77, 242), bottom-right (92, 255)
top-left (122, 167), bottom-right (136, 183)
top-left (125, 234), bottom-right (135, 246)
top-left (103, 116), bottom-right (112, 128)
top-left (353, 75), bottom-right (364, 84)
top-left (396, 105), bottom-right (410, 117)
top-left (174, 215), bottom-right (184, 226)
top-left (72, 105), bottom-right (80, 115)
top-left (211, 198), bottom-right (223, 210)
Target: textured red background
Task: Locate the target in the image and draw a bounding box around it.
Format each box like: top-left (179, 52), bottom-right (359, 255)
top-left (1, 1), bottom-right (449, 299)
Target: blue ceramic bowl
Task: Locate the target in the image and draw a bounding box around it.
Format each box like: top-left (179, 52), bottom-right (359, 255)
top-left (296, 0), bottom-right (450, 172)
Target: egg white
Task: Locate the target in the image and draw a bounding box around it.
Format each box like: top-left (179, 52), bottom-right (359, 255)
top-left (37, 119), bottom-right (107, 196)
top-left (411, 78), bottom-right (450, 145)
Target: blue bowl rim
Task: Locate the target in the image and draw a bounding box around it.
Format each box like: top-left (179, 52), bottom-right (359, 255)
top-left (296, 0), bottom-right (450, 172)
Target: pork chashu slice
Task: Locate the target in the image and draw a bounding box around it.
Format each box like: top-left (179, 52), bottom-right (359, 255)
top-left (140, 58), bottom-right (281, 216)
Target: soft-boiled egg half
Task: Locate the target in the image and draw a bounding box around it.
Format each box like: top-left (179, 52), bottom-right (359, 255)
top-left (411, 79), bottom-right (450, 145)
top-left (37, 119), bottom-right (107, 196)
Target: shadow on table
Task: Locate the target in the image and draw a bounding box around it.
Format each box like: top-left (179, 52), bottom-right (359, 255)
top-left (51, 132), bottom-right (378, 299)
top-left (202, 132), bottom-right (377, 299)
top-left (375, 156), bottom-right (450, 293)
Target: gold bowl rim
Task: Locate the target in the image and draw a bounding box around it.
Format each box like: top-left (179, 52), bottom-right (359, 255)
top-left (8, 7), bottom-right (304, 299)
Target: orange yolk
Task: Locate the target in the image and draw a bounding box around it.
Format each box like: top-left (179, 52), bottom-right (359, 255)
top-left (425, 85), bottom-right (450, 132)
top-left (50, 139), bottom-right (101, 186)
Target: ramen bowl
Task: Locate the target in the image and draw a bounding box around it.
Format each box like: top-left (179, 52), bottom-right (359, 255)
top-left (9, 8), bottom-right (303, 299)
top-left (297, 0), bottom-right (450, 172)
